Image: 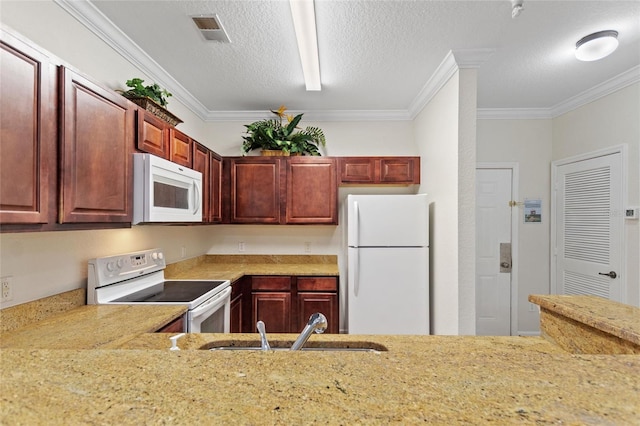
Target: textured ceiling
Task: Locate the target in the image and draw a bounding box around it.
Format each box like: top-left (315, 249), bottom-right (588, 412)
top-left (79, 1), bottom-right (640, 118)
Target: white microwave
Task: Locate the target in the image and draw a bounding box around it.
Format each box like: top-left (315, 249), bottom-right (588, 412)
top-left (133, 153), bottom-right (202, 224)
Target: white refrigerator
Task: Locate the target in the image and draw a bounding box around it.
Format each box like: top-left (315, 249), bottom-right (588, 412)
top-left (347, 194), bottom-right (429, 334)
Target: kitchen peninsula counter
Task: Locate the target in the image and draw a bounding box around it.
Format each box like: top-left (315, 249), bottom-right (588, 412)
top-left (1, 333), bottom-right (639, 424)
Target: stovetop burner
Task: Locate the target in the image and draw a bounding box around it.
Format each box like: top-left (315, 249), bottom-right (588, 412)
top-left (112, 280), bottom-right (229, 303)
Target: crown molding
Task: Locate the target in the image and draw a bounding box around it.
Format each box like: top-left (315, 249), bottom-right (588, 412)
top-left (451, 48), bottom-right (496, 69)
top-left (477, 108), bottom-right (553, 120)
top-left (478, 65), bottom-right (640, 120)
top-left (52, 1), bottom-right (639, 123)
top-left (54, 0), bottom-right (211, 120)
top-left (549, 65), bottom-right (640, 118)
top-left (407, 49), bottom-right (495, 119)
top-left (203, 109), bottom-right (411, 122)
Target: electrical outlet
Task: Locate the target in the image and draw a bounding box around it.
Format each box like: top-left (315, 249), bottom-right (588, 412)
top-left (1, 276), bottom-right (13, 302)
top-left (238, 241), bottom-right (245, 252)
top-left (181, 246), bottom-right (187, 258)
top-left (304, 242), bottom-right (311, 253)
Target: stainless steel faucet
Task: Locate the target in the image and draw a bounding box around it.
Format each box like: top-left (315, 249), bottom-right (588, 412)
top-left (291, 313), bottom-right (327, 351)
top-left (257, 321), bottom-right (271, 351)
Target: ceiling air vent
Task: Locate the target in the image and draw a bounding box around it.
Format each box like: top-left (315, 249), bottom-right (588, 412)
top-left (192, 15), bottom-right (230, 43)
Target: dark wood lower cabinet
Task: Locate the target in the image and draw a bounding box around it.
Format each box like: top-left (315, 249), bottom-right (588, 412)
top-left (237, 275), bottom-right (339, 334)
top-left (155, 315), bottom-right (185, 333)
top-left (253, 292), bottom-right (292, 333)
top-left (296, 292), bottom-right (339, 334)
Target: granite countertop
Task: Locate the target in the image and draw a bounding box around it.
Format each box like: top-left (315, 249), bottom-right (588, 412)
top-left (0, 304), bottom-right (186, 349)
top-left (2, 271), bottom-right (639, 423)
top-left (529, 294), bottom-right (640, 345)
top-left (1, 333), bottom-right (639, 424)
top-left (164, 254), bottom-right (340, 282)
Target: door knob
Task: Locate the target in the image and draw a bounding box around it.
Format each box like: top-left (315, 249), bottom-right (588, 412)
top-left (598, 271), bottom-right (617, 279)
top-left (501, 262), bottom-right (510, 268)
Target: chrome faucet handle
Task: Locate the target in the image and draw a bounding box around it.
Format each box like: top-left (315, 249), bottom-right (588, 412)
top-left (309, 312), bottom-right (327, 334)
top-left (291, 313), bottom-right (327, 351)
top-left (257, 320), bottom-right (271, 351)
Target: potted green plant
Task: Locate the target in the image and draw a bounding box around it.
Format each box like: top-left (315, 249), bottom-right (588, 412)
top-left (242, 106), bottom-right (326, 156)
top-left (119, 78), bottom-right (182, 126)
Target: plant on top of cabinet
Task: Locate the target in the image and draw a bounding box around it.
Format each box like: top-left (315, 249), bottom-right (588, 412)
top-left (241, 105), bottom-right (326, 156)
top-left (119, 78), bottom-right (182, 127)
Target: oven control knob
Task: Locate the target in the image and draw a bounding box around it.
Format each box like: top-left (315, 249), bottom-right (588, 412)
top-left (158, 252), bottom-right (164, 260)
top-left (116, 258), bottom-right (124, 269)
top-left (106, 261), bottom-right (115, 272)
top-left (152, 252), bottom-right (158, 260)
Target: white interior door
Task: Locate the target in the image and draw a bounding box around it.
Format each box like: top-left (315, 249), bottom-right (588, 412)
top-left (476, 168), bottom-right (513, 335)
top-left (553, 151), bottom-right (624, 302)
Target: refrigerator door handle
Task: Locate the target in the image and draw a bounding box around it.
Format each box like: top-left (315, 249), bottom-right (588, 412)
top-left (353, 201), bottom-right (360, 248)
top-left (354, 248), bottom-right (360, 297)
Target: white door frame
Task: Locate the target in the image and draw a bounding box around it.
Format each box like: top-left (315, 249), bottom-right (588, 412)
top-left (550, 144), bottom-right (628, 302)
top-left (476, 162), bottom-right (520, 335)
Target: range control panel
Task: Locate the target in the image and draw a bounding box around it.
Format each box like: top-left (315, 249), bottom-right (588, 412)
top-left (88, 248), bottom-right (167, 288)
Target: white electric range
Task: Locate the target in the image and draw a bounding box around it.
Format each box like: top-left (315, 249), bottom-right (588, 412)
top-left (87, 248), bottom-right (231, 332)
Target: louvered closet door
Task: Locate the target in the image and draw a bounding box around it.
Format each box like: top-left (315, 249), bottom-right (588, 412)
top-left (555, 152), bottom-right (623, 302)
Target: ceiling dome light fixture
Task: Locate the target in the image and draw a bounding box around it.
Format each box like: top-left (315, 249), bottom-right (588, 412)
top-left (575, 30), bottom-right (619, 61)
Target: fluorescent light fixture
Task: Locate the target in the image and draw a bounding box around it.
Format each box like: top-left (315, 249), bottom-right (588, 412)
top-left (575, 30), bottom-right (619, 61)
top-left (289, 0), bottom-right (321, 90)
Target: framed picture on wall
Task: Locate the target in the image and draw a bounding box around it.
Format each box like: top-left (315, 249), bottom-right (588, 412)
top-left (524, 199), bottom-right (542, 223)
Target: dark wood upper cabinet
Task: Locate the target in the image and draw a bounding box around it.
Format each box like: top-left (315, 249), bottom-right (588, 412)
top-left (226, 157), bottom-right (337, 225)
top-left (192, 142), bottom-right (210, 222)
top-left (338, 157), bottom-right (420, 185)
top-left (59, 67), bottom-right (134, 224)
top-left (379, 157), bottom-right (420, 183)
top-left (0, 30), bottom-right (56, 225)
top-left (209, 152), bottom-right (222, 223)
top-left (228, 157), bottom-right (282, 224)
top-left (169, 128), bottom-right (192, 167)
top-left (286, 157), bottom-right (337, 224)
top-left (136, 110), bottom-right (169, 159)
top-left (338, 157), bottom-right (375, 183)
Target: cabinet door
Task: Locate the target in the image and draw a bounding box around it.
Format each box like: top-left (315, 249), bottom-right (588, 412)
top-left (209, 152), bottom-right (222, 223)
top-left (0, 31), bottom-right (55, 224)
top-left (192, 142), bottom-right (210, 222)
top-left (230, 293), bottom-right (243, 333)
top-left (286, 157), bottom-right (337, 224)
top-left (136, 110), bottom-right (169, 158)
top-left (169, 128), bottom-right (192, 167)
top-left (296, 277), bottom-right (339, 334)
top-left (252, 292), bottom-right (291, 333)
top-left (379, 157), bottom-right (420, 184)
top-left (296, 292), bottom-right (339, 334)
top-left (230, 158), bottom-right (281, 224)
top-left (59, 67), bottom-right (133, 223)
top-left (338, 157), bottom-right (421, 185)
top-left (338, 157), bottom-right (375, 184)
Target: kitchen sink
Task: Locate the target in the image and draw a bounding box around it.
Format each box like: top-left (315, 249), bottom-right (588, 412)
top-left (202, 340), bottom-right (387, 352)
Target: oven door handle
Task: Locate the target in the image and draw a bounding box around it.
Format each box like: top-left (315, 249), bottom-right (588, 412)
top-left (189, 286), bottom-right (231, 317)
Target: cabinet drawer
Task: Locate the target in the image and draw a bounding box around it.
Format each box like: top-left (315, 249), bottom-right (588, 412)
top-left (297, 277), bottom-right (338, 292)
top-left (252, 276), bottom-right (292, 291)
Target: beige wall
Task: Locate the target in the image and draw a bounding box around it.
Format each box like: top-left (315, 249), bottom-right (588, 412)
top-left (413, 74), bottom-right (461, 335)
top-left (476, 119), bottom-right (554, 333)
top-left (552, 83), bottom-right (640, 307)
top-left (413, 68), bottom-right (478, 335)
